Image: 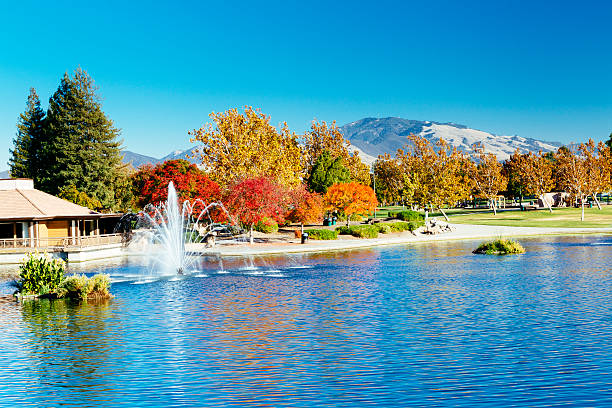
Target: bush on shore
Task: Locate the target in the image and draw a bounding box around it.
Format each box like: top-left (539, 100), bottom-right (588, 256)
top-left (388, 210), bottom-right (424, 222)
top-left (473, 238), bottom-right (525, 255)
top-left (336, 225), bottom-right (379, 239)
top-left (254, 217), bottom-right (279, 234)
top-left (304, 229), bottom-right (338, 240)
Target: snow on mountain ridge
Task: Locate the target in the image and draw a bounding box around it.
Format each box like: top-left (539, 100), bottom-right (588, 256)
top-left (340, 118), bottom-right (562, 161)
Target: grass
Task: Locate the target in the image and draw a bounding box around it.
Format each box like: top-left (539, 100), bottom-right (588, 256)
top-left (473, 238), bottom-right (525, 255)
top-left (451, 206), bottom-right (612, 228)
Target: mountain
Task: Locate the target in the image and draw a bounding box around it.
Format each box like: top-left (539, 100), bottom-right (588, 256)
top-left (340, 117), bottom-right (562, 162)
top-left (121, 147), bottom-right (200, 168)
top-left (122, 151), bottom-right (159, 168)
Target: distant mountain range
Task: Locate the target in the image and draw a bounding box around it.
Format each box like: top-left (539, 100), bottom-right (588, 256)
top-left (340, 118), bottom-right (562, 164)
top-left (122, 147), bottom-right (200, 168)
top-left (0, 118), bottom-right (564, 177)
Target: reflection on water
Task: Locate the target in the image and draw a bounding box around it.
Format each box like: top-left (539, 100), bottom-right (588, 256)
top-left (1, 235), bottom-right (612, 406)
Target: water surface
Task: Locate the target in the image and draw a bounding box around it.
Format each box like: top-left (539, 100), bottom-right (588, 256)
top-left (2, 236), bottom-right (612, 406)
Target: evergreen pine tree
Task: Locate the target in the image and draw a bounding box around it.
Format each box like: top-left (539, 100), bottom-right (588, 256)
top-left (307, 150), bottom-right (351, 193)
top-left (606, 132), bottom-right (612, 149)
top-left (41, 68), bottom-right (123, 209)
top-left (9, 88), bottom-right (45, 179)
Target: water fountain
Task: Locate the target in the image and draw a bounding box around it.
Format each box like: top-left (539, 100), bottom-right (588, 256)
top-left (131, 182), bottom-right (234, 275)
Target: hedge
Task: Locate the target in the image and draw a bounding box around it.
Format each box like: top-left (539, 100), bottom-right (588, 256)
top-left (388, 210), bottom-right (424, 222)
top-left (304, 229), bottom-right (338, 240)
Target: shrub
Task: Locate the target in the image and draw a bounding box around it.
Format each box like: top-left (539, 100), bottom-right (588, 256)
top-left (17, 253), bottom-right (65, 296)
top-left (58, 274), bottom-right (91, 299)
top-left (304, 229), bottom-right (338, 240)
top-left (254, 217), bottom-right (279, 234)
top-left (375, 224), bottom-right (393, 234)
top-left (335, 225), bottom-right (379, 239)
top-left (391, 210), bottom-right (424, 221)
top-left (88, 274), bottom-right (111, 298)
top-left (473, 239), bottom-right (525, 255)
top-left (58, 273), bottom-right (112, 300)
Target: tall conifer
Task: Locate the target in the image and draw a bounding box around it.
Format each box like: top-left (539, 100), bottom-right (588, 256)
top-left (9, 88), bottom-right (45, 179)
top-left (41, 68), bottom-right (123, 209)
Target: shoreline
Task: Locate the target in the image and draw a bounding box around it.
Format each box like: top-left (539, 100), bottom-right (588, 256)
top-left (191, 223), bottom-right (612, 257)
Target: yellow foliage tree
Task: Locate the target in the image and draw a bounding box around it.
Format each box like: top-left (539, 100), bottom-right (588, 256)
top-left (580, 139), bottom-right (611, 210)
top-left (397, 134), bottom-right (472, 221)
top-left (372, 154), bottom-right (405, 206)
top-left (324, 182), bottom-right (377, 226)
top-left (189, 106), bottom-right (304, 188)
top-left (507, 149), bottom-right (555, 212)
top-left (555, 145), bottom-right (588, 221)
top-left (470, 143), bottom-right (507, 215)
top-left (303, 120), bottom-right (370, 185)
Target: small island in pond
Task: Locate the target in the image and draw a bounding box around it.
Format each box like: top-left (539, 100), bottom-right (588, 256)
top-left (473, 238), bottom-right (525, 255)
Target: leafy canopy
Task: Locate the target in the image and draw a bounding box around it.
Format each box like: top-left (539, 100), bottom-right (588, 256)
top-left (189, 106), bottom-right (304, 188)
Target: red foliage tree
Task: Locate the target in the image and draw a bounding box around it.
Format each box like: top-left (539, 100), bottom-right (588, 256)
top-left (224, 177), bottom-right (285, 243)
top-left (132, 159), bottom-right (220, 208)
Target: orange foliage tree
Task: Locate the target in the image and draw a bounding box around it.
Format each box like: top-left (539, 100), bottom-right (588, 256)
top-left (286, 187), bottom-right (324, 234)
top-left (324, 182), bottom-right (377, 226)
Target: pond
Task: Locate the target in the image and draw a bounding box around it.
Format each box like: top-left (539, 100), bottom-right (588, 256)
top-left (2, 236), bottom-right (612, 407)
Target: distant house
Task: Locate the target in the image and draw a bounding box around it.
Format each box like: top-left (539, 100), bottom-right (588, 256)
top-left (0, 179), bottom-right (120, 248)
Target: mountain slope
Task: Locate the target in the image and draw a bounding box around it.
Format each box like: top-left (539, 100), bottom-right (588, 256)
top-left (340, 117), bottom-right (561, 161)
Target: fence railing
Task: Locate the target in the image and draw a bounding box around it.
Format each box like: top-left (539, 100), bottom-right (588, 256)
top-left (0, 233), bottom-right (123, 251)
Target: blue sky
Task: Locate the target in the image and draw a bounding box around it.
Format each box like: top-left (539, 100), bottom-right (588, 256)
top-left (1, 1), bottom-right (611, 168)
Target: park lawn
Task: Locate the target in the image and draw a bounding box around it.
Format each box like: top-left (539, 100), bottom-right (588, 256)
top-left (450, 206), bottom-right (612, 228)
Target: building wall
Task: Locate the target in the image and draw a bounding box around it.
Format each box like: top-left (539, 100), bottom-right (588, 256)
top-left (40, 220), bottom-right (70, 245)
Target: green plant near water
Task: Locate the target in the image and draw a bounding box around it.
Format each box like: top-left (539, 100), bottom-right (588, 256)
top-left (57, 274), bottom-right (112, 300)
top-left (15, 252), bottom-right (112, 299)
top-left (254, 217), bottom-right (279, 234)
top-left (304, 229), bottom-right (338, 240)
top-left (17, 253), bottom-right (65, 295)
top-left (473, 238), bottom-right (525, 255)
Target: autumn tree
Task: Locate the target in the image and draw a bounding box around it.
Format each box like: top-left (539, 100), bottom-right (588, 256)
top-left (132, 159), bottom-right (220, 208)
top-left (9, 88), bottom-right (45, 179)
top-left (506, 149), bottom-right (555, 212)
top-left (580, 139), bottom-right (611, 209)
top-left (470, 144), bottom-right (507, 215)
top-left (286, 186), bottom-right (324, 234)
top-left (307, 150), bottom-right (351, 193)
top-left (324, 182), bottom-right (377, 226)
top-left (372, 154), bottom-right (405, 206)
top-left (397, 134), bottom-right (472, 221)
top-left (223, 177), bottom-right (285, 244)
top-left (189, 106), bottom-right (303, 188)
top-left (555, 146), bottom-right (588, 221)
top-left (303, 120), bottom-right (370, 185)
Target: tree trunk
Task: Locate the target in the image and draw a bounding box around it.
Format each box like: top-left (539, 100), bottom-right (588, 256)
top-left (541, 194), bottom-right (553, 213)
top-left (346, 215), bottom-right (350, 227)
top-left (592, 193), bottom-right (602, 210)
top-left (250, 224), bottom-right (254, 244)
top-left (439, 207), bottom-right (450, 222)
top-left (301, 223), bottom-right (304, 235)
top-left (581, 195), bottom-right (585, 222)
top-left (492, 199), bottom-right (497, 215)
